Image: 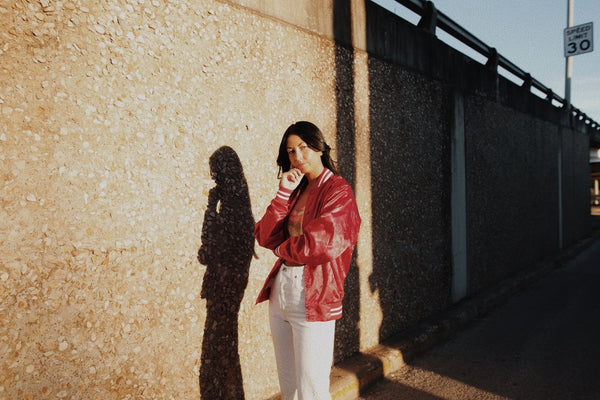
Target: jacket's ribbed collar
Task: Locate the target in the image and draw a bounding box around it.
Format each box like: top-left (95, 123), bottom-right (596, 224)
top-left (317, 168), bottom-right (334, 188)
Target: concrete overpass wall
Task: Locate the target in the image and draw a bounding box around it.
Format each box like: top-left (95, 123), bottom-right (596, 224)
top-left (0, 0), bottom-right (591, 398)
top-left (465, 99), bottom-right (561, 291)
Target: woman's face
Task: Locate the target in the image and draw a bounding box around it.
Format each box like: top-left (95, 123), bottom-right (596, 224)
top-left (286, 134), bottom-right (324, 178)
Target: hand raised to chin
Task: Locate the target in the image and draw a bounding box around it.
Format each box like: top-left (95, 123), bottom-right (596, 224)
top-left (280, 168), bottom-right (304, 191)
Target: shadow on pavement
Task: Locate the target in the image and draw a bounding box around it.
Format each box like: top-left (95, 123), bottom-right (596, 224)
top-left (360, 378), bottom-right (446, 400)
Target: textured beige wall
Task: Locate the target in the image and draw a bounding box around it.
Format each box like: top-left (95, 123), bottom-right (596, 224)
top-left (0, 0), bottom-right (347, 398)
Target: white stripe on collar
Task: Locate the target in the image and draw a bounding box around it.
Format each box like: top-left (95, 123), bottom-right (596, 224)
top-left (317, 168), bottom-right (334, 187)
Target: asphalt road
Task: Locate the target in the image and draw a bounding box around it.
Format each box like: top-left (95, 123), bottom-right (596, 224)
top-left (358, 236), bottom-right (600, 400)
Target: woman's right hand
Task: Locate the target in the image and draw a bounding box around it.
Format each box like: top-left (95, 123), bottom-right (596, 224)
top-left (280, 168), bottom-right (304, 191)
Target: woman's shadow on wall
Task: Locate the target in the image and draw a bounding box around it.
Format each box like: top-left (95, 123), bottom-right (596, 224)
top-left (197, 146), bottom-right (255, 399)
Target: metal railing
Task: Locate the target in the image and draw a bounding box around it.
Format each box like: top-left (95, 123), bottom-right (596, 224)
top-left (394, 0), bottom-right (600, 132)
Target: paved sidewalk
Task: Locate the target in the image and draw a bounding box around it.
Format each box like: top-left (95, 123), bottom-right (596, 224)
top-left (329, 226), bottom-right (600, 400)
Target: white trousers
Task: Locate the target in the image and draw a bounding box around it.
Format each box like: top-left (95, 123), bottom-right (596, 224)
top-left (269, 266), bottom-right (336, 400)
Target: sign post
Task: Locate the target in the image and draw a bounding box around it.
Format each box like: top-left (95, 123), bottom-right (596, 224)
top-left (564, 0), bottom-right (574, 109)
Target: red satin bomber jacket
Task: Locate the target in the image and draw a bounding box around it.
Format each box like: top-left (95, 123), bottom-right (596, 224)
top-left (255, 168), bottom-right (361, 322)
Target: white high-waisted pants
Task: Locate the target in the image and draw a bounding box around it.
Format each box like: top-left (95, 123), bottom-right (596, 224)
top-left (269, 265), bottom-right (336, 400)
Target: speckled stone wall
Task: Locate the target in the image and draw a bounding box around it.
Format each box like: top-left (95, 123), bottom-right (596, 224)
top-left (1, 0), bottom-right (593, 399)
top-left (561, 126), bottom-right (592, 247)
top-left (464, 97), bottom-right (561, 292)
top-left (361, 0), bottom-right (590, 305)
top-left (0, 1), bottom-right (340, 398)
top-left (367, 59), bottom-right (452, 341)
top-left (464, 96), bottom-right (590, 293)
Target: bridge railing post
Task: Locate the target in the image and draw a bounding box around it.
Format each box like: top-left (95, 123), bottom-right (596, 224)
top-left (417, 1), bottom-right (438, 35)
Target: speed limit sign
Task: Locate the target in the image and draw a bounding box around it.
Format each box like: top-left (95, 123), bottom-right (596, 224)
top-left (564, 22), bottom-right (594, 57)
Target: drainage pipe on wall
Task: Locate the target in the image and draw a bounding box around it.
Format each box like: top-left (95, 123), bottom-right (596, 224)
top-left (450, 90), bottom-right (468, 302)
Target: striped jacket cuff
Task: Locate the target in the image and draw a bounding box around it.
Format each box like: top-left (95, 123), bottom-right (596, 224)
top-left (276, 186), bottom-right (293, 202)
top-left (330, 305), bottom-right (343, 317)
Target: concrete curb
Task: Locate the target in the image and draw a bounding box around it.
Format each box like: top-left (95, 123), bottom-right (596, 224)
top-left (330, 229), bottom-right (600, 400)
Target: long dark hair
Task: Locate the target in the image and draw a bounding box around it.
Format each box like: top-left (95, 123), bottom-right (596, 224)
top-left (276, 121), bottom-right (338, 177)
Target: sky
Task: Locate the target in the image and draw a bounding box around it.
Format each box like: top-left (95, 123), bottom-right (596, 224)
top-left (371, 0), bottom-right (600, 123)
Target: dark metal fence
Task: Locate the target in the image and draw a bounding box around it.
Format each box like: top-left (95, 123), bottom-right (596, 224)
top-left (393, 0), bottom-right (600, 132)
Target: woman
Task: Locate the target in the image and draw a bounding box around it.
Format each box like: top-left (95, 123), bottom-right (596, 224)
top-left (255, 121), bottom-right (361, 400)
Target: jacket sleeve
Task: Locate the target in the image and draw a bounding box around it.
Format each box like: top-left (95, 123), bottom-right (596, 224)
top-left (274, 182), bottom-right (361, 265)
top-left (254, 186), bottom-right (293, 250)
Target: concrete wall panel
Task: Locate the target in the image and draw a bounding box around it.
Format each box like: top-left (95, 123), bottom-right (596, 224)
top-left (368, 58), bottom-right (452, 341)
top-left (464, 97), bottom-right (560, 292)
top-left (561, 128), bottom-right (592, 245)
top-left (0, 1), bottom-right (339, 398)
